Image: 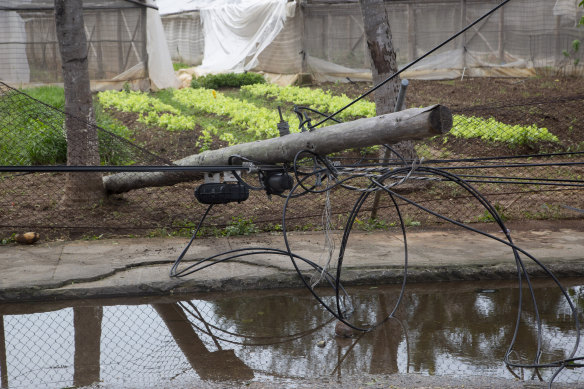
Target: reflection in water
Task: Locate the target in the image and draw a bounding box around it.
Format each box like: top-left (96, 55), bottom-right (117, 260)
top-left (0, 280), bottom-right (582, 388)
top-left (73, 307), bottom-right (102, 387)
top-left (152, 303), bottom-right (254, 381)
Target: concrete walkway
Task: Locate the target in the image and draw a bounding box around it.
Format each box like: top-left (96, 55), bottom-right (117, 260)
top-left (0, 223), bottom-right (583, 302)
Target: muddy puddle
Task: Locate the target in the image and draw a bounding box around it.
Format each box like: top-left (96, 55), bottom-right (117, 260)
top-left (0, 279), bottom-right (583, 388)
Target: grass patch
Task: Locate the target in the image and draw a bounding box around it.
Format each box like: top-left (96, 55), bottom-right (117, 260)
top-left (172, 62), bottom-right (192, 71)
top-left (0, 86), bottom-right (135, 165)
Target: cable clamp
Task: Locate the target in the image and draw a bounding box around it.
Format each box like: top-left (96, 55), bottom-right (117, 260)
top-left (242, 161), bottom-right (257, 173)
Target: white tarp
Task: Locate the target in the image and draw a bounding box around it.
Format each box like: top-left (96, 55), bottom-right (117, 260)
top-left (196, 0), bottom-right (289, 75)
top-left (146, 7), bottom-right (181, 90)
top-left (95, 6), bottom-right (181, 91)
top-left (157, 0), bottom-right (208, 15)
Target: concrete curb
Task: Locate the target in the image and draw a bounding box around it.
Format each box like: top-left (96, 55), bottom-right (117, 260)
top-left (0, 225), bottom-right (583, 303)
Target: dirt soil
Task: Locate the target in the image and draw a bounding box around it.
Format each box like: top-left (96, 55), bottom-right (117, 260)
top-left (320, 76), bottom-right (584, 109)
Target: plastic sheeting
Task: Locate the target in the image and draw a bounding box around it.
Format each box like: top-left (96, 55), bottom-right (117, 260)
top-left (161, 0), bottom-right (584, 84)
top-left (196, 0), bottom-right (289, 75)
top-left (0, 0), bottom-right (179, 91)
top-left (146, 8), bottom-right (181, 90)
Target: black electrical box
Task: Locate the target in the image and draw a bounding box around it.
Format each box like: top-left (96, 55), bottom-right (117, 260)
top-left (195, 182), bottom-right (249, 204)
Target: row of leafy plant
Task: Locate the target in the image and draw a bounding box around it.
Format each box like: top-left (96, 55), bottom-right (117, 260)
top-left (171, 88), bottom-right (301, 142)
top-left (449, 116), bottom-right (558, 145)
top-left (242, 83), bottom-right (559, 146)
top-left (99, 82), bottom-right (558, 151)
top-left (241, 83), bottom-right (375, 120)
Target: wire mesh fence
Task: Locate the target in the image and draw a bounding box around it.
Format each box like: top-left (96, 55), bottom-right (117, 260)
top-left (1, 281), bottom-right (582, 388)
top-left (0, 0), bottom-right (148, 86)
top-left (160, 0), bottom-right (584, 79)
top-left (0, 80), bottom-right (583, 241)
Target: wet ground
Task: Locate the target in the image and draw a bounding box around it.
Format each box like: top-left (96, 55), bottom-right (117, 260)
top-left (1, 279), bottom-right (582, 389)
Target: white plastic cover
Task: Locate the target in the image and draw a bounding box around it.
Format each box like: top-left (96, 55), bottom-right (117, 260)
top-left (147, 8), bottom-right (181, 90)
top-left (195, 0), bottom-right (289, 75)
top-left (157, 0), bottom-right (209, 15)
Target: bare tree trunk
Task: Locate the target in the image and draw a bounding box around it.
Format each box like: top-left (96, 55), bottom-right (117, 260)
top-left (55, 0), bottom-right (104, 204)
top-left (359, 0), bottom-right (417, 161)
top-left (368, 294), bottom-right (399, 374)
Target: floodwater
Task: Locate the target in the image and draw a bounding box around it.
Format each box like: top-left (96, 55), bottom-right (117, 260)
top-left (0, 279), bottom-right (583, 389)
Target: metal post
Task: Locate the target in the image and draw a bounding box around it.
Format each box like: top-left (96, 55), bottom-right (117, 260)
top-left (498, 5), bottom-right (505, 64)
top-left (460, 0), bottom-right (467, 69)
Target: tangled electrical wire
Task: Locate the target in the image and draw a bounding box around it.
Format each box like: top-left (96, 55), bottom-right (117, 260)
top-left (169, 145), bottom-right (583, 387)
top-left (176, 296), bottom-right (411, 377)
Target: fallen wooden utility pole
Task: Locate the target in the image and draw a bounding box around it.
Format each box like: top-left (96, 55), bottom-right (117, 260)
top-left (103, 105), bottom-right (452, 194)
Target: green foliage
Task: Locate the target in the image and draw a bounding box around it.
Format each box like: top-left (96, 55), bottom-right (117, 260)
top-left (98, 90), bottom-right (179, 114)
top-left (172, 62), bottom-right (191, 71)
top-left (171, 88), bottom-right (301, 143)
top-left (353, 217), bottom-right (391, 231)
top-left (403, 217), bottom-right (421, 227)
top-left (580, 0), bottom-right (584, 26)
top-left (196, 127), bottom-right (215, 151)
top-left (96, 84), bottom-right (559, 158)
top-left (138, 111), bottom-right (197, 131)
top-left (100, 87), bottom-right (303, 146)
top-left (24, 117), bottom-right (68, 165)
top-left (191, 72), bottom-right (266, 89)
top-left (223, 216), bottom-right (259, 236)
top-left (171, 220), bottom-right (200, 237)
top-left (1, 86), bottom-right (135, 165)
top-left (562, 39), bottom-right (581, 67)
top-left (477, 203), bottom-right (508, 222)
top-left (99, 89), bottom-right (197, 132)
top-left (94, 103), bottom-right (136, 165)
top-left (449, 115), bottom-right (558, 146)
top-left (242, 83), bottom-right (376, 121)
top-left (0, 87), bottom-right (66, 165)
top-left (1, 233), bottom-right (16, 245)
top-left (21, 85), bottom-right (66, 110)
top-left (264, 223), bottom-right (283, 232)
top-left (0, 87), bottom-right (68, 165)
